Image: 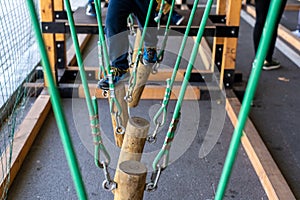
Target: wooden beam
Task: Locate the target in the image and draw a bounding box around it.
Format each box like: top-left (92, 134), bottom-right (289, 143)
top-left (40, 0), bottom-right (57, 85)
top-left (77, 83), bottom-right (203, 100)
top-left (225, 91), bottom-right (296, 200)
top-left (54, 0), bottom-right (66, 69)
top-left (0, 94), bottom-right (51, 195)
top-left (244, 5), bottom-right (300, 52)
top-left (65, 66), bottom-right (213, 82)
top-left (66, 34), bottom-right (92, 66)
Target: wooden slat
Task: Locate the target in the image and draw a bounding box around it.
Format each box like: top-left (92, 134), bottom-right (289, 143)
top-left (0, 94), bottom-right (51, 195)
top-left (40, 0), bottom-right (57, 86)
top-left (65, 66), bottom-right (212, 82)
top-left (67, 34), bottom-right (92, 66)
top-left (225, 91), bottom-right (296, 200)
top-left (78, 84), bottom-right (201, 100)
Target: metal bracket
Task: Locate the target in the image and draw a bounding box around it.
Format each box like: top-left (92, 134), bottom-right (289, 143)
top-left (42, 22), bottom-right (66, 33)
top-left (54, 11), bottom-right (67, 20)
top-left (223, 69), bottom-right (235, 89)
top-left (56, 41), bottom-right (65, 69)
top-left (209, 15), bottom-right (226, 24)
top-left (215, 26), bottom-right (239, 38)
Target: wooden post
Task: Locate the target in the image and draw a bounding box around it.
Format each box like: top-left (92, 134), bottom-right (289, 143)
top-left (129, 29), bottom-right (151, 108)
top-left (114, 160), bottom-right (147, 200)
top-left (54, 0), bottom-right (66, 69)
top-left (40, 0), bottom-right (57, 85)
top-left (128, 64), bottom-right (152, 108)
top-left (211, 0), bottom-right (226, 74)
top-left (113, 117), bottom-right (149, 198)
top-left (219, 0), bottom-right (242, 88)
top-left (118, 117), bottom-right (149, 163)
top-left (110, 82), bottom-right (129, 147)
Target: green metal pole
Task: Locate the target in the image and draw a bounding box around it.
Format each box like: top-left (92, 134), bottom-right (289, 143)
top-left (214, 0), bottom-right (283, 199)
top-left (26, 1), bottom-right (87, 199)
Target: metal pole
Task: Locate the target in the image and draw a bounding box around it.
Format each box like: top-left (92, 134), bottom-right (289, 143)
top-left (26, 0), bottom-right (87, 199)
top-left (214, 0), bottom-right (283, 199)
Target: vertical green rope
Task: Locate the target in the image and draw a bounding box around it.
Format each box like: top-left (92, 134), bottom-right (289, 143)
top-left (153, 0), bottom-right (214, 170)
top-left (63, 0), bottom-right (110, 167)
top-left (26, 1), bottom-right (87, 199)
top-left (214, 0), bottom-right (283, 199)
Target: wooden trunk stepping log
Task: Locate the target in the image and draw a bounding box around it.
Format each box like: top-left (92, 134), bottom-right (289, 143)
top-left (114, 160), bottom-right (147, 200)
top-left (109, 82), bottom-right (129, 147)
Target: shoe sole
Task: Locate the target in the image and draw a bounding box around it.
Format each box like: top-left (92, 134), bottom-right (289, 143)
top-left (98, 73), bottom-right (130, 90)
top-left (263, 65), bottom-right (280, 70)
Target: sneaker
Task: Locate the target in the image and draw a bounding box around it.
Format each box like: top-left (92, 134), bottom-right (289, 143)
top-left (171, 13), bottom-right (184, 26)
top-left (263, 59), bottom-right (280, 70)
top-left (292, 30), bottom-right (300, 38)
top-left (142, 48), bottom-right (158, 65)
top-left (98, 67), bottom-right (130, 90)
top-left (86, 2), bottom-right (96, 17)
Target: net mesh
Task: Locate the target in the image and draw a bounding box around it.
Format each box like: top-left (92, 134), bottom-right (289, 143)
top-left (0, 1), bottom-right (40, 199)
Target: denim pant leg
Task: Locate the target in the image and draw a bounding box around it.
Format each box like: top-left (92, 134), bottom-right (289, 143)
top-left (133, 0), bottom-right (158, 48)
top-left (105, 0), bottom-right (132, 70)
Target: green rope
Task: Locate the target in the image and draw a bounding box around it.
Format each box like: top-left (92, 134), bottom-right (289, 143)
top-left (151, 0), bottom-right (200, 138)
top-left (63, 0), bottom-right (110, 168)
top-left (157, 0), bottom-right (176, 61)
top-left (94, 0), bottom-right (124, 134)
top-left (153, 0), bottom-right (214, 171)
top-left (214, 0), bottom-right (283, 199)
top-left (26, 0), bottom-right (87, 199)
top-left (125, 0), bottom-right (156, 102)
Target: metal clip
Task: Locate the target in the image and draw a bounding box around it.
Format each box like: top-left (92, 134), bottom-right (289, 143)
top-left (151, 62), bottom-right (160, 74)
top-left (115, 113), bottom-right (125, 135)
top-left (145, 165), bottom-right (162, 192)
top-left (147, 122), bottom-right (160, 143)
top-left (101, 162), bottom-right (117, 191)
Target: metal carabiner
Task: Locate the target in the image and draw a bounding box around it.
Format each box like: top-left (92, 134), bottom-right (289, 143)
top-left (101, 161), bottom-right (117, 191)
top-left (147, 122), bottom-right (161, 143)
top-left (115, 113), bottom-right (125, 135)
top-left (145, 165), bottom-right (162, 192)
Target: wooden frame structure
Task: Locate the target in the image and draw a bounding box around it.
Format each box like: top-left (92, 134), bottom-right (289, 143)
top-left (1, 0), bottom-right (296, 199)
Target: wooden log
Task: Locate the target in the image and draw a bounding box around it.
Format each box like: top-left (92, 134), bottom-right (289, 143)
top-left (118, 117), bottom-right (149, 163)
top-left (114, 160), bottom-right (147, 200)
top-left (109, 82), bottom-right (129, 147)
top-left (128, 64), bottom-right (152, 108)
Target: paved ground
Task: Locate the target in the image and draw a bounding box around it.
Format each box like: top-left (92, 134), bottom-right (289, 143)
top-left (6, 1), bottom-right (300, 199)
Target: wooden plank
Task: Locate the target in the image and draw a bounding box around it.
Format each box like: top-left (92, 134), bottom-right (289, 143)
top-left (54, 0), bottom-right (66, 68)
top-left (244, 5), bottom-right (300, 52)
top-left (285, 4), bottom-right (300, 11)
top-left (40, 0), bottom-right (57, 86)
top-left (66, 34), bottom-right (92, 66)
top-left (225, 91), bottom-right (296, 200)
top-left (212, 0), bottom-right (226, 74)
top-left (0, 94), bottom-right (51, 195)
top-left (77, 84), bottom-right (202, 100)
top-left (65, 66), bottom-right (212, 82)
top-left (219, 0), bottom-right (242, 88)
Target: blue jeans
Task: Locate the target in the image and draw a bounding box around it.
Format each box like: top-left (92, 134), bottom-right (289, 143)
top-left (105, 0), bottom-right (158, 70)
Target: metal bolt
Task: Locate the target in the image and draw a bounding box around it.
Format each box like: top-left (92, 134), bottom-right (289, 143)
top-left (45, 26), bottom-right (48, 30)
top-left (226, 83), bottom-right (230, 87)
top-left (217, 62), bottom-right (220, 66)
top-left (58, 58), bottom-right (62, 63)
top-left (57, 44), bottom-right (61, 48)
top-left (227, 73), bottom-right (231, 77)
top-left (218, 48), bottom-right (222, 51)
top-left (56, 14), bottom-right (60, 19)
top-left (231, 30), bottom-right (235, 35)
